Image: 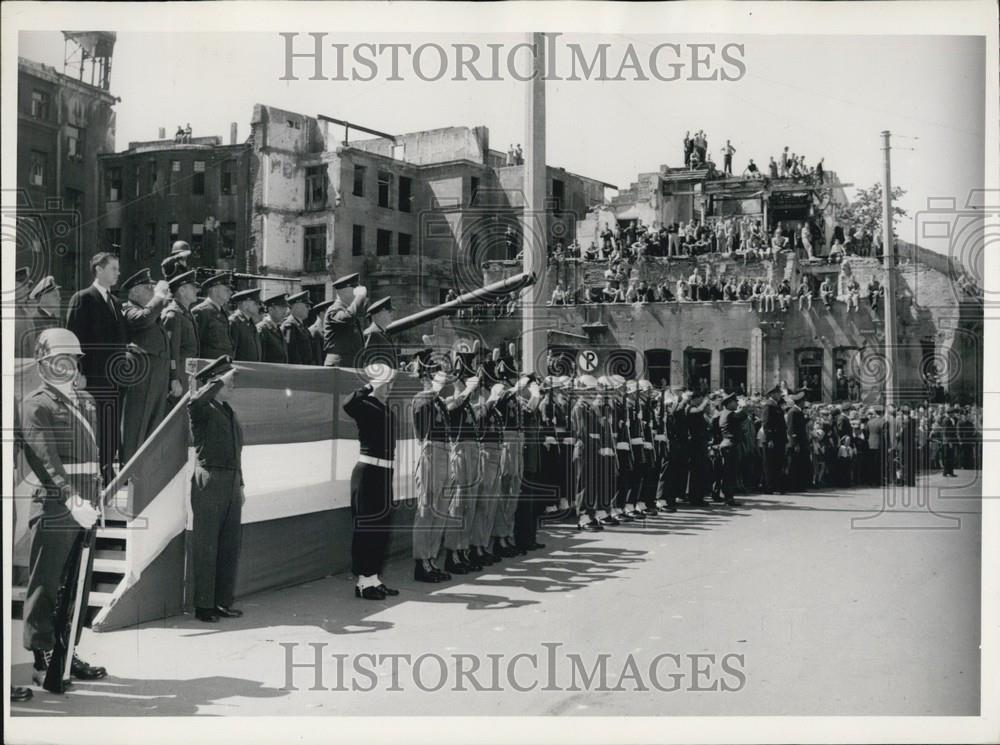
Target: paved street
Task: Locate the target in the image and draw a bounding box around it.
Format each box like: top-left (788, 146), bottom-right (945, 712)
top-left (9, 472), bottom-right (981, 717)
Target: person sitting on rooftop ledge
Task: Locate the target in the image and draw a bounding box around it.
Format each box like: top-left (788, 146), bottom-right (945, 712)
top-left (828, 238), bottom-right (845, 264)
top-left (549, 283), bottom-right (566, 306)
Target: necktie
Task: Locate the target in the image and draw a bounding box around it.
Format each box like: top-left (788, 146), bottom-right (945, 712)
top-left (103, 290), bottom-right (117, 320)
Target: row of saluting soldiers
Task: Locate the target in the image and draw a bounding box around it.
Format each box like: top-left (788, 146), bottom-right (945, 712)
top-left (342, 340), bottom-right (795, 599)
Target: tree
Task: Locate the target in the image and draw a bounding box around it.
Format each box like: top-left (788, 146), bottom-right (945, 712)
top-left (838, 182), bottom-right (908, 240)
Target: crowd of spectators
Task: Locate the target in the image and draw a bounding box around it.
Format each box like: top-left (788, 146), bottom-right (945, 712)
top-left (682, 131), bottom-right (826, 186)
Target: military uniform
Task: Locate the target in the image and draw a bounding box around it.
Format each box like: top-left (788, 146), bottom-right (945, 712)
top-left (162, 299), bottom-right (199, 402)
top-left (191, 297), bottom-right (234, 359)
top-left (229, 310), bottom-right (261, 362)
top-left (494, 389), bottom-right (525, 547)
top-left (443, 385), bottom-right (480, 569)
top-left (281, 315), bottom-right (312, 365)
top-left (257, 317), bottom-right (288, 363)
top-left (411, 387), bottom-right (454, 570)
top-left (761, 391), bottom-right (788, 493)
top-left (188, 368), bottom-right (244, 613)
top-left (343, 384), bottom-right (397, 583)
top-left (471, 391), bottom-right (505, 558)
top-left (717, 397), bottom-right (747, 504)
top-left (685, 399), bottom-right (711, 504)
top-left (784, 399), bottom-right (810, 490)
top-left (120, 289), bottom-right (170, 465)
top-left (612, 395), bottom-right (636, 517)
top-left (570, 391), bottom-right (600, 524)
top-left (360, 321), bottom-right (398, 371)
top-left (323, 296), bottom-right (366, 368)
top-left (20, 383), bottom-right (102, 654)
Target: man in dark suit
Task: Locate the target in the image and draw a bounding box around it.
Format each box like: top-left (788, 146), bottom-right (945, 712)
top-left (191, 273), bottom-right (235, 359)
top-left (323, 273), bottom-right (367, 367)
top-left (761, 383), bottom-right (788, 493)
top-left (229, 288), bottom-right (262, 362)
top-left (281, 291), bottom-right (313, 365)
top-left (188, 356), bottom-right (245, 622)
top-left (119, 269), bottom-right (172, 464)
top-left (897, 406), bottom-right (918, 486)
top-left (161, 271), bottom-right (200, 406)
top-left (784, 390), bottom-right (810, 490)
top-left (66, 252), bottom-right (128, 485)
top-left (257, 292), bottom-right (289, 363)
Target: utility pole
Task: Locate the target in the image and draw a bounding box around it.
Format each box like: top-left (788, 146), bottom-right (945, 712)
top-left (521, 32), bottom-right (546, 375)
top-left (880, 130), bottom-right (897, 407)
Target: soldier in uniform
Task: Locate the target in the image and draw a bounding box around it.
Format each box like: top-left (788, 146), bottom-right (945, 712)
top-left (470, 378), bottom-right (507, 566)
top-left (610, 376), bottom-right (636, 523)
top-left (191, 272), bottom-right (235, 359)
top-left (160, 241), bottom-right (192, 281)
top-left (20, 329), bottom-right (108, 690)
top-left (188, 356), bottom-right (245, 622)
top-left (571, 374), bottom-right (603, 531)
top-left (162, 271), bottom-right (200, 406)
top-left (685, 389), bottom-right (712, 505)
top-left (651, 386), bottom-right (671, 512)
top-left (442, 370), bottom-right (482, 574)
top-left (343, 366), bottom-right (400, 600)
top-left (595, 376), bottom-right (619, 525)
top-left (784, 389), bottom-right (810, 491)
top-left (307, 299), bottom-right (334, 365)
top-left (229, 288), bottom-right (262, 362)
top-left (493, 356), bottom-right (529, 556)
top-left (761, 383), bottom-right (788, 493)
top-left (411, 351), bottom-right (454, 583)
top-left (323, 273), bottom-right (367, 367)
top-left (257, 292), bottom-right (289, 363)
top-left (659, 389), bottom-right (689, 512)
top-left (16, 275), bottom-right (61, 360)
top-left (637, 379), bottom-right (660, 515)
top-left (281, 291), bottom-right (314, 365)
top-left (359, 296), bottom-right (398, 371)
top-left (717, 391), bottom-right (747, 506)
top-left (119, 269), bottom-right (172, 464)
top-left (516, 375), bottom-right (549, 551)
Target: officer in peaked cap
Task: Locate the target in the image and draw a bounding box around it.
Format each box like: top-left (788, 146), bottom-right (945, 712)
top-left (20, 328), bottom-right (108, 690)
top-left (16, 275), bottom-right (61, 360)
top-left (281, 290), bottom-right (313, 365)
top-left (161, 241), bottom-right (192, 281)
top-left (323, 273), bottom-right (367, 368)
top-left (761, 382), bottom-right (789, 493)
top-left (228, 288), bottom-right (262, 362)
top-left (257, 292), bottom-right (289, 364)
top-left (119, 267), bottom-right (172, 464)
top-left (716, 390), bottom-right (746, 506)
top-left (307, 299), bottom-right (335, 366)
top-left (191, 272), bottom-right (235, 359)
top-left (188, 356), bottom-right (245, 622)
top-left (162, 270), bottom-right (200, 404)
top-left (360, 296), bottom-right (398, 373)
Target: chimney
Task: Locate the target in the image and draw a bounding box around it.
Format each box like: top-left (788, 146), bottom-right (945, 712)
top-left (230, 122), bottom-right (238, 145)
top-left (158, 127), bottom-right (166, 139)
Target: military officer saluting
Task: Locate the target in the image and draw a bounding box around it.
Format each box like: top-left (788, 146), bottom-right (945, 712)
top-left (161, 241), bottom-right (192, 281)
top-left (761, 383), bottom-right (788, 494)
top-left (229, 288), bottom-right (262, 362)
top-left (188, 356), bottom-right (245, 622)
top-left (281, 291), bottom-right (314, 365)
top-left (162, 270), bottom-right (200, 404)
top-left (257, 292), bottom-right (289, 363)
top-left (20, 329), bottom-right (108, 690)
top-left (323, 273), bottom-right (367, 367)
top-left (191, 272), bottom-right (235, 359)
top-left (717, 391), bottom-right (746, 506)
top-left (308, 299), bottom-right (334, 366)
top-left (16, 274), bottom-right (61, 360)
top-left (360, 296), bottom-right (398, 371)
top-left (119, 268), bottom-right (172, 464)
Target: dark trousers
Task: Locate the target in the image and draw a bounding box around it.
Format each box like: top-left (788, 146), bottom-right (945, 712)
top-left (23, 511), bottom-right (93, 652)
top-left (720, 445), bottom-right (740, 501)
top-left (88, 382), bottom-right (122, 485)
top-left (763, 442), bottom-right (785, 492)
top-left (724, 155), bottom-right (733, 174)
top-left (350, 462), bottom-right (394, 577)
top-left (687, 448), bottom-right (710, 503)
top-left (515, 468), bottom-right (543, 549)
top-left (654, 454), bottom-right (676, 508)
top-left (614, 455), bottom-right (634, 509)
top-left (942, 445), bottom-right (956, 476)
top-left (119, 357), bottom-right (170, 465)
top-left (191, 466), bottom-right (242, 609)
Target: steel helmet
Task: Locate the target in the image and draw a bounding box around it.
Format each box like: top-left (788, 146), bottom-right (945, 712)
top-left (171, 240), bottom-right (191, 254)
top-left (34, 327), bottom-right (84, 361)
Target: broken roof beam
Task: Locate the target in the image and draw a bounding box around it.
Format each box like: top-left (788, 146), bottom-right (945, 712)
top-left (318, 114), bottom-right (398, 145)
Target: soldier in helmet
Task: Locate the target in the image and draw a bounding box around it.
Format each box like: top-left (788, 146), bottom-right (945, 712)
top-left (571, 374), bottom-right (602, 531)
top-left (281, 291), bottom-right (313, 365)
top-left (191, 272), bottom-right (235, 359)
top-left (229, 288), bottom-right (262, 362)
top-left (20, 328), bottom-right (108, 691)
top-left (257, 292), bottom-right (289, 363)
top-left (470, 376), bottom-right (508, 567)
top-left (323, 273), bottom-right (367, 367)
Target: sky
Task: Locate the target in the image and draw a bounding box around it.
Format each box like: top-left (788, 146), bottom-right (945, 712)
top-left (19, 31), bottom-right (986, 255)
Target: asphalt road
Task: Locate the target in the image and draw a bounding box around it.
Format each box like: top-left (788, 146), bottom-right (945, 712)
top-left (9, 472), bottom-right (982, 717)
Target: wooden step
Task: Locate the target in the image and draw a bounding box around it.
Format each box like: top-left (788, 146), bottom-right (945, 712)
top-left (93, 557), bottom-right (126, 574)
top-left (11, 585), bottom-right (113, 609)
top-left (96, 527), bottom-right (128, 541)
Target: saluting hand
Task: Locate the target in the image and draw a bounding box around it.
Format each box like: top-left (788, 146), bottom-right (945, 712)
top-left (353, 285), bottom-right (368, 300)
top-left (153, 280), bottom-right (171, 300)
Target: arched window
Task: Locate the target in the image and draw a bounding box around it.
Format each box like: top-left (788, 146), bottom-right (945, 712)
top-left (684, 348), bottom-right (711, 392)
top-left (721, 348), bottom-right (748, 394)
top-left (796, 347), bottom-right (823, 401)
top-left (644, 349), bottom-right (671, 388)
